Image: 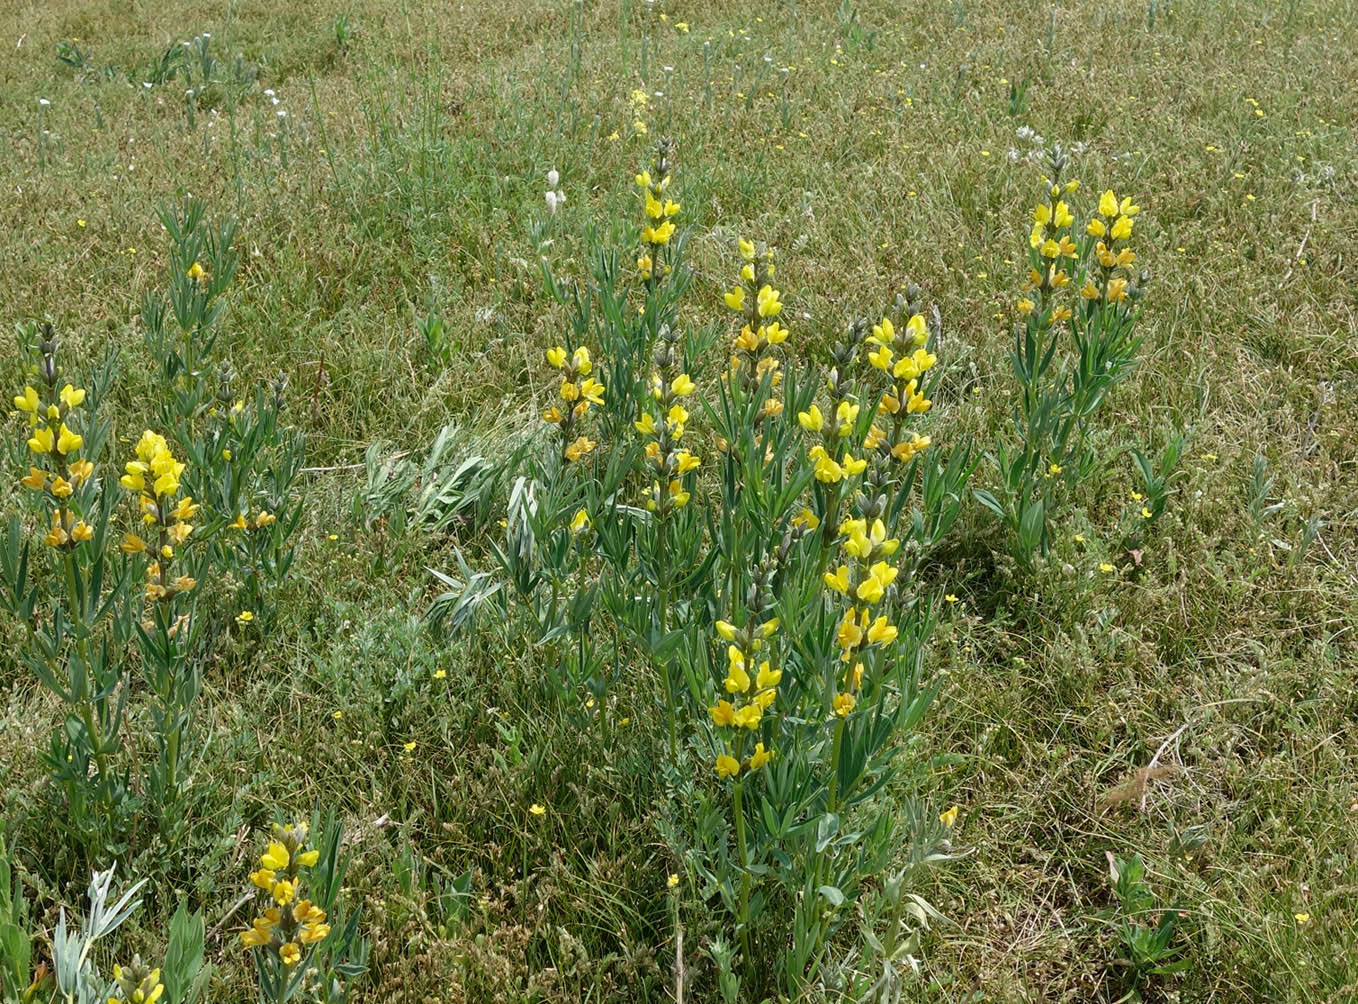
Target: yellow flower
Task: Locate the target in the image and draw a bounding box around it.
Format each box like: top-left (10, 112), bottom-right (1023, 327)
top-left (1086, 218), bottom-right (1107, 238)
top-left (756, 284), bottom-right (782, 318)
top-left (675, 450), bottom-right (700, 475)
top-left (186, 261), bottom-right (206, 281)
top-left (1053, 201), bottom-right (1074, 228)
top-left (241, 926), bottom-right (270, 948)
top-left (939, 805), bottom-right (959, 827)
top-left (279, 942), bottom-right (301, 967)
top-left (823, 564), bottom-right (850, 594)
top-left (797, 404), bottom-right (824, 432)
top-left (732, 704), bottom-right (762, 729)
top-left (836, 608), bottom-right (866, 650)
top-left (1294, 912), bottom-right (1310, 924)
top-left (44, 519), bottom-right (69, 549)
top-left (668, 479), bottom-right (690, 507)
top-left (27, 427), bottom-right (54, 454)
top-left (20, 467), bottom-right (46, 491)
top-left (529, 803), bottom-right (547, 817)
top-left (748, 743), bottom-right (772, 769)
top-left (1119, 195), bottom-right (1140, 217)
top-left (300, 922), bottom-right (331, 944)
top-left (564, 436), bottom-right (597, 462)
top-left (271, 878), bottom-right (297, 905)
top-left (866, 615), bottom-right (897, 645)
top-left (260, 841), bottom-right (290, 870)
top-left (1099, 189), bottom-right (1119, 218)
top-left (70, 521), bottom-right (93, 544)
top-left (724, 646), bottom-right (751, 694)
top-left (1099, 562), bottom-right (1115, 573)
top-left (671, 373), bottom-right (695, 396)
top-left (236, 611), bottom-right (255, 625)
top-left (545, 346), bottom-right (567, 369)
top-left (59, 384), bottom-right (86, 410)
top-left (571, 346), bottom-right (592, 374)
top-left (68, 458), bottom-right (93, 483)
top-left (667, 873), bottom-right (680, 888)
top-left (870, 316), bottom-right (894, 345)
top-left (569, 509), bottom-right (590, 533)
top-left (794, 507), bottom-right (820, 530)
top-left (709, 700), bottom-right (736, 727)
top-left (13, 386), bottom-right (40, 412)
top-left (634, 412), bottom-right (656, 436)
top-left (55, 424), bottom-right (83, 455)
top-left (1110, 215), bottom-right (1133, 241)
top-left (723, 286), bottom-right (746, 312)
top-left (250, 867), bottom-right (276, 889)
top-left (642, 221), bottom-right (675, 245)
top-left (738, 237), bottom-right (756, 261)
top-left (1032, 203), bottom-right (1052, 226)
top-left (1141, 507), bottom-right (1153, 519)
top-left (833, 692), bottom-right (856, 717)
top-left (579, 377), bottom-right (606, 406)
top-left (295, 849), bottom-right (320, 867)
top-left (715, 754), bottom-right (741, 779)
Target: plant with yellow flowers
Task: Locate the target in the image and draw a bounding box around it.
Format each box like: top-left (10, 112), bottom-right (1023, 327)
top-left (976, 147), bottom-right (1154, 567)
top-left (141, 199), bottom-right (305, 629)
top-left (2, 325), bottom-right (139, 860)
top-left (239, 816), bottom-right (366, 1003)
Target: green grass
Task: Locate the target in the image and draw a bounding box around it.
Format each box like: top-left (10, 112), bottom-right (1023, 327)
top-left (2, 0), bottom-right (1357, 1000)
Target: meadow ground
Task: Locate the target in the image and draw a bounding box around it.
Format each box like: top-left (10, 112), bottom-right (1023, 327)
top-left (1, 0), bottom-right (1356, 1001)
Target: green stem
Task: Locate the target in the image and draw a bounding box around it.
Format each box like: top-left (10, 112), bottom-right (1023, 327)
top-left (732, 776), bottom-right (753, 977)
top-left (825, 715), bottom-right (847, 815)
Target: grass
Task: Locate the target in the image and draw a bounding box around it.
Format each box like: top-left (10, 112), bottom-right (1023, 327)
top-left (2, 0), bottom-right (1357, 1000)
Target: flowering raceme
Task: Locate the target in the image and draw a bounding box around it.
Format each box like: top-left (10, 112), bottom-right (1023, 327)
top-left (120, 431), bottom-right (199, 602)
top-left (725, 237), bottom-right (787, 399)
top-left (636, 324), bottom-right (699, 512)
top-left (707, 612), bottom-right (781, 779)
top-left (240, 822), bottom-right (331, 966)
top-left (636, 139), bottom-right (680, 284)
top-left (16, 354), bottom-right (96, 549)
top-left (542, 343), bottom-right (605, 463)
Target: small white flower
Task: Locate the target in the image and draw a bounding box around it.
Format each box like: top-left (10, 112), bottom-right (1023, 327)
top-left (276, 109), bottom-right (287, 118)
top-left (546, 168), bottom-right (559, 187)
top-left (545, 190), bottom-right (559, 214)
top-left (142, 81), bottom-right (153, 89)
top-left (264, 88), bottom-right (275, 96)
top-left (38, 97), bottom-right (50, 106)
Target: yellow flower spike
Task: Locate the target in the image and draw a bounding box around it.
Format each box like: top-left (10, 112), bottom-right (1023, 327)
top-left (749, 743), bottom-right (772, 770)
top-left (797, 404), bottom-right (824, 432)
top-left (755, 284), bottom-right (782, 318)
top-left (723, 286), bottom-right (746, 312)
top-left (715, 754), bottom-right (741, 779)
top-left (833, 692), bottom-right (856, 717)
top-left (13, 386), bottom-right (40, 412)
top-left (27, 427), bottom-right (54, 455)
top-left (738, 237), bottom-right (756, 261)
top-left (671, 373), bottom-right (695, 396)
top-left (1099, 190), bottom-right (1119, 218)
